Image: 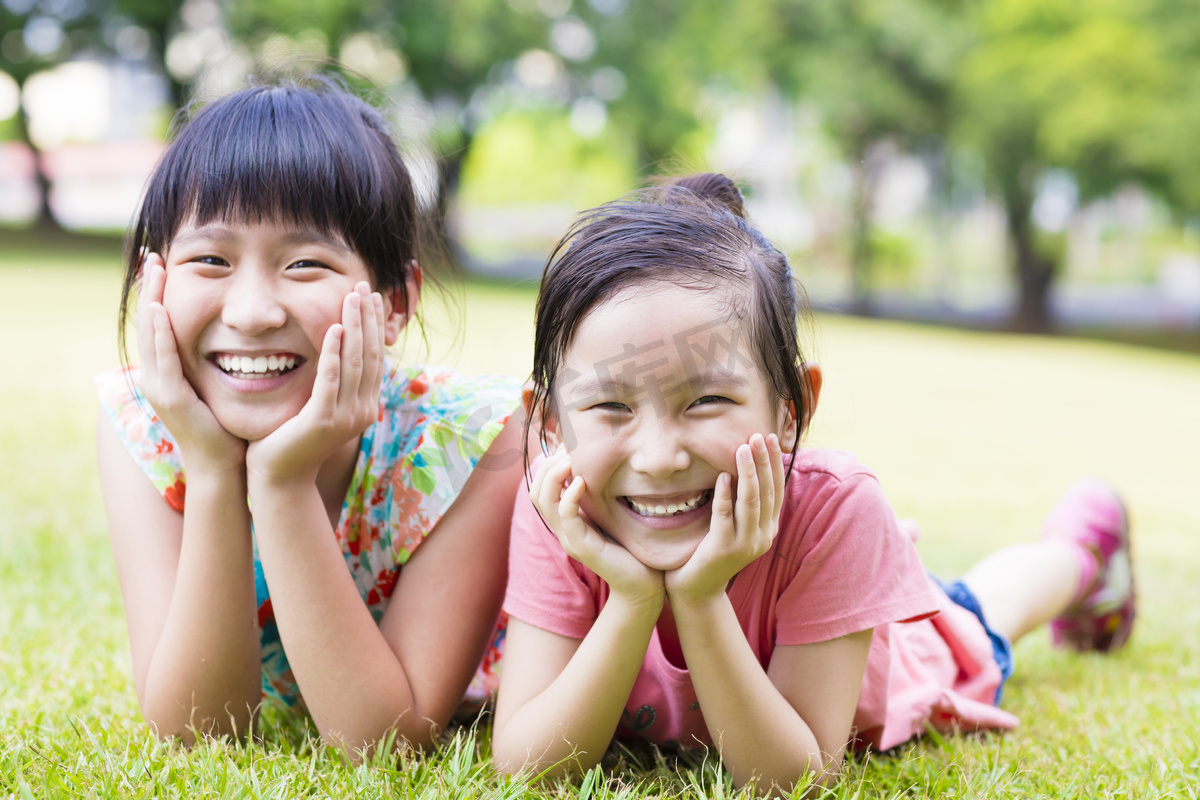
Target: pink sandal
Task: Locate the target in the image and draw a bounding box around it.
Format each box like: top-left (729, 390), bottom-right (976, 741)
top-left (1041, 480), bottom-right (1135, 652)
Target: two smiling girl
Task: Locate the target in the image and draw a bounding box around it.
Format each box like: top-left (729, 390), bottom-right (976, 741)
top-left (97, 76), bottom-right (1135, 793)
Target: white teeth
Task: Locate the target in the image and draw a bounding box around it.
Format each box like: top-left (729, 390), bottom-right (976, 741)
top-left (628, 492), bottom-right (709, 517)
top-left (215, 354), bottom-right (299, 377)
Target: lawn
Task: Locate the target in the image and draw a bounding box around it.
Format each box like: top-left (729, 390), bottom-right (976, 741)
top-left (1, 244), bottom-right (1198, 798)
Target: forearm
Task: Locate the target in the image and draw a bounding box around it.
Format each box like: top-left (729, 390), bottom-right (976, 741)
top-left (672, 595), bottom-right (833, 793)
top-left (493, 597), bottom-right (661, 776)
top-left (249, 475), bottom-right (429, 753)
top-left (140, 469), bottom-right (260, 741)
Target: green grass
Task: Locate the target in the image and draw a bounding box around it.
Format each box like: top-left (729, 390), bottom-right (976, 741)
top-left (3, 247), bottom-right (1199, 798)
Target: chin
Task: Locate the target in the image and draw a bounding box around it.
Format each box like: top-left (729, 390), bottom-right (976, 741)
top-left (211, 411), bottom-right (286, 442)
top-left (631, 542), bottom-right (703, 572)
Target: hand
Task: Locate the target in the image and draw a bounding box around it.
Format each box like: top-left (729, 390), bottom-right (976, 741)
top-left (136, 253), bottom-right (246, 474)
top-left (246, 283), bottom-right (385, 484)
top-left (531, 448), bottom-right (665, 609)
top-left (664, 433), bottom-right (785, 606)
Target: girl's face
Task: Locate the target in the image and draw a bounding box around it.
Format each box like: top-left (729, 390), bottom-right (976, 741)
top-left (160, 219), bottom-right (408, 441)
top-left (549, 284), bottom-right (799, 571)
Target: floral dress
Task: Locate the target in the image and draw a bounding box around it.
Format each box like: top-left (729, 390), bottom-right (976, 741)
top-left (96, 362), bottom-right (522, 709)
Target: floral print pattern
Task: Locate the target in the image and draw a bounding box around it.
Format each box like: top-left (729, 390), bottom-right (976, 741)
top-left (97, 362), bottom-right (520, 709)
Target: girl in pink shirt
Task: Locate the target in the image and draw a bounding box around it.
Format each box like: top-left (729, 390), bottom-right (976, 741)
top-left (491, 173), bottom-right (1135, 794)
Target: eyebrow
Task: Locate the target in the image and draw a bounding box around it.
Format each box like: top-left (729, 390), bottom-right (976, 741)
top-left (563, 370), bottom-right (750, 401)
top-left (169, 227), bottom-right (352, 252)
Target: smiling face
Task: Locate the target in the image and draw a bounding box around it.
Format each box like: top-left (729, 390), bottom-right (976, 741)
top-left (549, 283), bottom-right (798, 571)
top-left (160, 219), bottom-right (407, 441)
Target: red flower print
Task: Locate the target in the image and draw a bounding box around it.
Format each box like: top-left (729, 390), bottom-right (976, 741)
top-left (258, 598), bottom-right (274, 629)
top-left (164, 479), bottom-right (186, 511)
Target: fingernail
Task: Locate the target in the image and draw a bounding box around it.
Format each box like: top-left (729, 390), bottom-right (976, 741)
top-left (349, 292), bottom-right (361, 310)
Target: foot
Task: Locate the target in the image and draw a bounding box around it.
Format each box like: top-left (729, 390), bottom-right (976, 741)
top-left (1041, 480), bottom-right (1135, 652)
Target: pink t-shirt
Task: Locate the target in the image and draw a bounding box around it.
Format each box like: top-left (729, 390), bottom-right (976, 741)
top-left (504, 449), bottom-right (1019, 751)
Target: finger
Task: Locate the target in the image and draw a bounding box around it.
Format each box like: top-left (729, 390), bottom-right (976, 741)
top-left (532, 450), bottom-right (571, 520)
top-left (150, 303), bottom-right (186, 390)
top-left (733, 442), bottom-right (760, 539)
top-left (135, 255), bottom-right (166, 373)
top-left (337, 289), bottom-right (365, 407)
top-left (358, 289), bottom-right (385, 407)
top-left (311, 323), bottom-right (343, 412)
top-left (557, 475), bottom-right (596, 557)
top-left (750, 433), bottom-right (774, 529)
top-left (767, 433), bottom-right (786, 525)
top-left (710, 472), bottom-right (735, 542)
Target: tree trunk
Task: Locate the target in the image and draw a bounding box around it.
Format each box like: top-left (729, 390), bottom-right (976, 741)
top-left (430, 139), bottom-right (470, 275)
top-left (849, 158), bottom-right (873, 315)
top-left (849, 138), bottom-right (890, 316)
top-left (14, 97), bottom-right (62, 233)
top-left (1002, 183), bottom-right (1056, 333)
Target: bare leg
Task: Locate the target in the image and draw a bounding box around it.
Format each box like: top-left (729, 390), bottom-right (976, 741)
top-left (961, 540), bottom-right (1089, 644)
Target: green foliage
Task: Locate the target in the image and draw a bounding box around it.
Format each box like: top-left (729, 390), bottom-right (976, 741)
top-left (956, 0), bottom-right (1168, 200)
top-left (223, 0), bottom-right (548, 157)
top-left (459, 110), bottom-right (636, 208)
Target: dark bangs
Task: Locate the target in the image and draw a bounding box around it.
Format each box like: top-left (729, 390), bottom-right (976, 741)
top-left (119, 75), bottom-right (420, 358)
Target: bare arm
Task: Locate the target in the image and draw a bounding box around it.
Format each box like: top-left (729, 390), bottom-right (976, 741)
top-left (666, 432), bottom-right (871, 793)
top-left (491, 602), bottom-right (659, 776)
top-left (246, 283), bottom-right (529, 753)
top-left (492, 449), bottom-right (665, 776)
top-left (672, 596), bottom-right (872, 793)
top-left (249, 414), bottom-right (527, 753)
top-left (98, 412), bottom-right (260, 741)
top-left (100, 255), bottom-right (261, 742)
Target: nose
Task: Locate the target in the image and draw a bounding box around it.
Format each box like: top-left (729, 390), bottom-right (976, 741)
top-left (628, 417), bottom-right (690, 478)
top-left (221, 269), bottom-right (287, 334)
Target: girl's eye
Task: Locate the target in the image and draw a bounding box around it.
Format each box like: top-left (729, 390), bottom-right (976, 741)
top-left (287, 259), bottom-right (330, 270)
top-left (592, 401), bottom-right (630, 412)
top-left (193, 255), bottom-right (229, 266)
top-left (690, 395), bottom-right (729, 407)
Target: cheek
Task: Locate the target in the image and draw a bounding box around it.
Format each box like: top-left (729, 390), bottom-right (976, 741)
top-left (159, 279), bottom-right (211, 354)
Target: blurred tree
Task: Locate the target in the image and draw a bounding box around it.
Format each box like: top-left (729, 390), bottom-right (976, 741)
top-left (224, 0), bottom-right (550, 263)
top-left (0, 0), bottom-right (183, 230)
top-left (955, 0), bottom-right (1167, 331)
top-left (775, 0), bottom-right (971, 315)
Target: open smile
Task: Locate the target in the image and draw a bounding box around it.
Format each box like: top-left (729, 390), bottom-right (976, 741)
top-left (621, 489), bottom-right (714, 518)
top-left (210, 352), bottom-right (304, 380)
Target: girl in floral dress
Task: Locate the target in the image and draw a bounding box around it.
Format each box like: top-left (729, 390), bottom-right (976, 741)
top-left (96, 74), bottom-right (524, 755)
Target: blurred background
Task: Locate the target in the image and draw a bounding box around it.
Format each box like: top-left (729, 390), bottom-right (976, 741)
top-left (4, 0), bottom-right (1200, 339)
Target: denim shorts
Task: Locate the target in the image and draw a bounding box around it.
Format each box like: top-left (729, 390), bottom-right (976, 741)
top-left (930, 574), bottom-right (1015, 705)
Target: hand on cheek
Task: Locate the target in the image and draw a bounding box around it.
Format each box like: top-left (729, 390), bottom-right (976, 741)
top-left (135, 252), bottom-right (246, 473)
top-left (664, 433), bottom-right (785, 605)
top-left (531, 448), bottom-right (665, 609)
top-left (246, 282), bottom-right (386, 483)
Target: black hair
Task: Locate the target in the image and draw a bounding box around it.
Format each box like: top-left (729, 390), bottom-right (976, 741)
top-left (118, 72), bottom-right (422, 359)
top-left (528, 173), bottom-right (815, 476)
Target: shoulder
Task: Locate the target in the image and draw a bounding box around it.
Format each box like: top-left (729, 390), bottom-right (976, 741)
top-left (382, 364), bottom-right (522, 417)
top-left (95, 366), bottom-right (186, 510)
top-left (780, 449), bottom-right (892, 537)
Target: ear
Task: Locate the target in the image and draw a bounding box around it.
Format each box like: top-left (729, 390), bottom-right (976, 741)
top-left (778, 361), bottom-right (822, 454)
top-left (523, 380), bottom-right (563, 451)
top-left (382, 261), bottom-right (423, 346)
